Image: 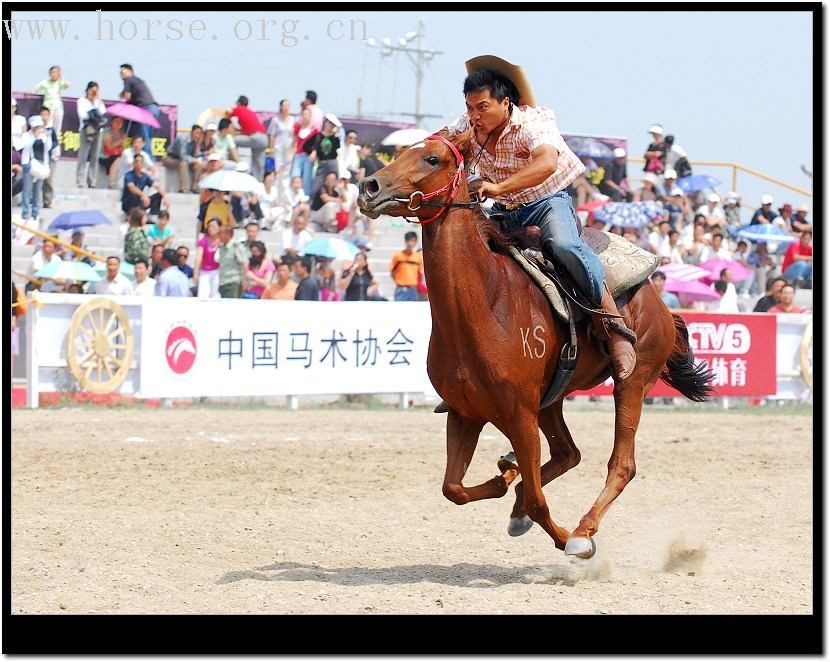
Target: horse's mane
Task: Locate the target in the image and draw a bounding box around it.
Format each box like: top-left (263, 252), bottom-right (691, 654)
top-left (473, 208), bottom-right (518, 256)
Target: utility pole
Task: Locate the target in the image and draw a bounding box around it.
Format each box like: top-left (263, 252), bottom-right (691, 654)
top-left (366, 20), bottom-right (443, 128)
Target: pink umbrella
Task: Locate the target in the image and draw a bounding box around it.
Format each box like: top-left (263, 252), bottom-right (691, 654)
top-left (699, 258), bottom-right (752, 283)
top-left (664, 278), bottom-right (722, 302)
top-left (658, 263), bottom-right (710, 282)
top-left (106, 102), bottom-right (161, 128)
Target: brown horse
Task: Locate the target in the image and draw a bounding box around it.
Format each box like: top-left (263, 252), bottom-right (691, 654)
top-left (358, 131), bottom-right (711, 559)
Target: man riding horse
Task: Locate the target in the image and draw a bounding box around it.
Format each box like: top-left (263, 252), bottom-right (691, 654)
top-left (442, 55), bottom-right (636, 380)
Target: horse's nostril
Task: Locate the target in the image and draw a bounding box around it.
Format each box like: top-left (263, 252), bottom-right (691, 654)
top-left (363, 178), bottom-right (380, 198)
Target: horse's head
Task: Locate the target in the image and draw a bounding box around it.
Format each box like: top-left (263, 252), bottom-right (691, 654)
top-left (358, 130), bottom-right (472, 221)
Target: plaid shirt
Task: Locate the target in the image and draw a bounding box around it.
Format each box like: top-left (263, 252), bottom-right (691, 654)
top-left (445, 105), bottom-right (584, 205)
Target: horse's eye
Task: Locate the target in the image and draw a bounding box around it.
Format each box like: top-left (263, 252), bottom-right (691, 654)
top-left (425, 155), bottom-right (440, 167)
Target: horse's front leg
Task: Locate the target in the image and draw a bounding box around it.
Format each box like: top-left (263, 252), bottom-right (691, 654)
top-left (506, 399), bottom-right (582, 536)
top-left (442, 411), bottom-right (519, 505)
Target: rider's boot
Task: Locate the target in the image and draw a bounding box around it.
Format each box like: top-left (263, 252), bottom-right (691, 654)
top-left (592, 284), bottom-right (637, 381)
top-left (540, 236), bottom-right (637, 382)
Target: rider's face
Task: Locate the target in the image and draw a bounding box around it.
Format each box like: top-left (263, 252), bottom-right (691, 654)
top-left (465, 89), bottom-right (510, 135)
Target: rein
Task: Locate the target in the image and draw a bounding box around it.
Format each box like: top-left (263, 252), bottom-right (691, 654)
top-left (392, 134), bottom-right (479, 225)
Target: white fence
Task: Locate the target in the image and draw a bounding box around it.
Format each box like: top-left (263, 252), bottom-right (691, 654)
top-left (23, 294), bottom-right (812, 408)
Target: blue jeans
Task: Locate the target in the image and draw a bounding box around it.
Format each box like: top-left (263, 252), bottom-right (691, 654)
top-left (783, 261), bottom-right (812, 285)
top-left (21, 164), bottom-right (43, 220)
top-left (290, 153), bottom-right (313, 197)
top-left (141, 103), bottom-right (161, 160)
top-left (499, 191), bottom-right (605, 305)
top-left (394, 286), bottom-right (418, 301)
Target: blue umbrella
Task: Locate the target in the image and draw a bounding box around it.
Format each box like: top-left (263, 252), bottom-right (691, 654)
top-left (736, 224), bottom-right (798, 245)
top-left (34, 260), bottom-right (102, 282)
top-left (566, 136), bottom-right (614, 160)
top-left (300, 237), bottom-right (359, 260)
top-left (676, 174), bottom-right (721, 194)
top-left (47, 210), bottom-right (112, 232)
top-left (593, 201), bottom-right (663, 228)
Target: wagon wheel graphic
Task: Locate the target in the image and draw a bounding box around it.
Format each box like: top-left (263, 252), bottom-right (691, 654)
top-left (799, 321), bottom-right (812, 390)
top-left (66, 298), bottom-right (134, 394)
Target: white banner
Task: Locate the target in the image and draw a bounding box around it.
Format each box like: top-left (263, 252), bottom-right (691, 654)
top-left (139, 299), bottom-right (436, 398)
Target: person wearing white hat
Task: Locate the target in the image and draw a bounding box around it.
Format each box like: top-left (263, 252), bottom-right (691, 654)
top-left (440, 54), bottom-right (636, 380)
top-left (598, 146), bottom-right (631, 202)
top-left (643, 124), bottom-right (667, 175)
top-left (19, 114), bottom-right (53, 221)
top-left (722, 191), bottom-right (742, 233)
top-left (636, 172), bottom-right (659, 202)
top-left (663, 135), bottom-right (692, 179)
top-left (792, 203), bottom-right (811, 233)
top-left (750, 194), bottom-right (777, 225)
top-left (695, 192), bottom-right (725, 231)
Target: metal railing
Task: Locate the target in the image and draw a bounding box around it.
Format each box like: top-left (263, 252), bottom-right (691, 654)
top-left (627, 157), bottom-right (812, 198)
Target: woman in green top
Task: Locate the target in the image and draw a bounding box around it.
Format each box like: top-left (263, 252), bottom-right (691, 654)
top-left (35, 65), bottom-right (70, 140)
top-left (124, 207), bottom-right (151, 265)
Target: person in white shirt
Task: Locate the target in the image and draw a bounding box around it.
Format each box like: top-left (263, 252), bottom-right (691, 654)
top-left (699, 232), bottom-right (732, 262)
top-left (281, 213), bottom-right (314, 256)
top-left (11, 99), bottom-right (28, 151)
top-left (76, 81), bottom-right (107, 188)
top-left (94, 256), bottom-right (134, 295)
top-left (695, 193), bottom-right (726, 230)
top-left (117, 134), bottom-right (157, 182)
top-left (30, 239), bottom-right (64, 292)
top-left (131, 257), bottom-right (156, 296)
top-left (337, 130), bottom-right (361, 183)
top-left (20, 115), bottom-right (53, 221)
top-left (707, 276), bottom-right (739, 313)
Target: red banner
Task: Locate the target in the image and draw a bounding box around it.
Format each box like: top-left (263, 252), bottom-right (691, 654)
top-left (577, 312), bottom-right (778, 397)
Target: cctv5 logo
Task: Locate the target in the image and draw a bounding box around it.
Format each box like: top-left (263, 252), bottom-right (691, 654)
top-left (165, 326), bottom-right (197, 374)
top-left (687, 323), bottom-right (751, 355)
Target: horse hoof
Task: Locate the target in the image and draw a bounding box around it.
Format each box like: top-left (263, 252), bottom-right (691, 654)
top-left (507, 515), bottom-right (533, 537)
top-left (564, 536), bottom-right (596, 559)
top-left (498, 451), bottom-right (518, 473)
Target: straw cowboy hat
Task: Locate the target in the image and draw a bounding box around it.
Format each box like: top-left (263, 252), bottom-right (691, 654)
top-left (465, 55), bottom-right (537, 108)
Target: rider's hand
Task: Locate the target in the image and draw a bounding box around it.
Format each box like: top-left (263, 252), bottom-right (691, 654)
top-left (470, 179), bottom-right (501, 200)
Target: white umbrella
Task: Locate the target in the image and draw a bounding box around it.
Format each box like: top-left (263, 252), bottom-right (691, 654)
top-left (381, 128), bottom-right (430, 147)
top-left (199, 170), bottom-right (261, 193)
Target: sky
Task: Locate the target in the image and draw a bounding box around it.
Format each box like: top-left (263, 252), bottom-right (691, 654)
top-left (9, 8), bottom-right (815, 214)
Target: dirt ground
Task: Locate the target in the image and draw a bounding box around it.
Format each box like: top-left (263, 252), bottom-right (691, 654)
top-left (10, 405), bottom-right (813, 615)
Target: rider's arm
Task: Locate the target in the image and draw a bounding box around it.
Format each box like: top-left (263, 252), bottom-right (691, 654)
top-left (485, 145), bottom-right (557, 197)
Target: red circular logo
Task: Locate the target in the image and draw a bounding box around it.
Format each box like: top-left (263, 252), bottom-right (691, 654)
top-left (165, 326), bottom-right (197, 374)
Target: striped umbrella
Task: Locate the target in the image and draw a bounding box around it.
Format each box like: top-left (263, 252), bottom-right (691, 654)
top-left (658, 263), bottom-right (711, 282)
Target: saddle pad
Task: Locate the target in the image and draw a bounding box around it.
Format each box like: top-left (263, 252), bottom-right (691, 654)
top-left (509, 247), bottom-right (570, 322)
top-left (508, 234), bottom-right (661, 323)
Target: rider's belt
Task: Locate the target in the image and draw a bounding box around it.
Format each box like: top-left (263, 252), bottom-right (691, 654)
top-left (493, 201), bottom-right (530, 211)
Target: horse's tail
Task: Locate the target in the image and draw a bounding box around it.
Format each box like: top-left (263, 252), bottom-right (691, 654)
top-left (659, 313), bottom-right (714, 402)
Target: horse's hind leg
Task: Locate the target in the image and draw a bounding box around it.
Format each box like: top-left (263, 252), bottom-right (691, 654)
top-left (441, 411), bottom-right (520, 505)
top-left (506, 399), bottom-right (582, 536)
top-left (567, 378), bottom-right (647, 558)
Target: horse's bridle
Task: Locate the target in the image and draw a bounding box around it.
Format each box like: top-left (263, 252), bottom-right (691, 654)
top-left (391, 134), bottom-right (481, 225)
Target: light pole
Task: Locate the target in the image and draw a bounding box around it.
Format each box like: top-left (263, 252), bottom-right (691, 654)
top-left (365, 20), bottom-right (443, 128)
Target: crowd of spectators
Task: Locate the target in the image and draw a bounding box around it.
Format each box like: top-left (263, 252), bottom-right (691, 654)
top-left (572, 123), bottom-right (814, 314)
top-left (14, 64), bottom-right (419, 302)
top-left (11, 69), bottom-right (813, 311)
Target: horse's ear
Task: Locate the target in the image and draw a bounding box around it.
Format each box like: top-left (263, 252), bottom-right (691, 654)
top-left (450, 129), bottom-right (472, 159)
